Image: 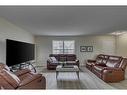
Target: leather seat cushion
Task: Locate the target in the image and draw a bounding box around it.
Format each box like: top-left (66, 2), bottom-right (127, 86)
top-left (93, 66), bottom-right (105, 73)
top-left (0, 69), bottom-right (20, 88)
top-left (19, 73), bottom-right (42, 86)
top-left (66, 61), bottom-right (76, 64)
top-left (106, 59), bottom-right (121, 68)
top-left (106, 56), bottom-right (122, 68)
top-left (14, 69), bottom-right (31, 76)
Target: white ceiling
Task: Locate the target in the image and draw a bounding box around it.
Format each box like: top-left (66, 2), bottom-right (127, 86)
top-left (0, 6), bottom-right (127, 36)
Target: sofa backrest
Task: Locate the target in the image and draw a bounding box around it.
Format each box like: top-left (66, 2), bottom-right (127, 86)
top-left (66, 54), bottom-right (76, 61)
top-left (96, 54), bottom-right (109, 64)
top-left (49, 54), bottom-right (76, 61)
top-left (59, 54), bottom-right (67, 61)
top-left (101, 55), bottom-right (109, 64)
top-left (106, 56), bottom-right (122, 68)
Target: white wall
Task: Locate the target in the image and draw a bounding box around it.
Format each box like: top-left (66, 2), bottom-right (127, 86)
top-left (116, 33), bottom-right (127, 57)
top-left (0, 17), bottom-right (34, 63)
top-left (35, 35), bottom-right (116, 66)
top-left (116, 33), bottom-right (127, 77)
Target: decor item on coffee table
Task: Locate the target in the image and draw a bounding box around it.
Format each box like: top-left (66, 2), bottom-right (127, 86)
top-left (86, 54), bottom-right (127, 83)
top-left (56, 65), bottom-right (79, 79)
top-left (47, 54), bottom-right (79, 70)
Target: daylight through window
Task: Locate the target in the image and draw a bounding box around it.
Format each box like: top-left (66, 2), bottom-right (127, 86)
top-left (52, 40), bottom-right (75, 54)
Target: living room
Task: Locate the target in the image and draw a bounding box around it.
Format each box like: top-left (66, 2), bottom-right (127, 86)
top-left (0, 6), bottom-right (127, 90)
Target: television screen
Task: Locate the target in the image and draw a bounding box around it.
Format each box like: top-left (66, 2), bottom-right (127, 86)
top-left (6, 39), bottom-right (35, 66)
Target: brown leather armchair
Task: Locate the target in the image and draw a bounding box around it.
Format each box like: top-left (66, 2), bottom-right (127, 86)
top-left (0, 64), bottom-right (46, 89)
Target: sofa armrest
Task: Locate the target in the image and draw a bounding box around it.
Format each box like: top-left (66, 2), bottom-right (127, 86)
top-left (87, 59), bottom-right (96, 63)
top-left (102, 67), bottom-right (125, 82)
top-left (102, 67), bottom-right (124, 77)
top-left (14, 69), bottom-right (31, 77)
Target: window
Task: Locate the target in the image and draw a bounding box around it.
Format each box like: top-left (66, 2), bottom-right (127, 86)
top-left (52, 40), bottom-right (75, 54)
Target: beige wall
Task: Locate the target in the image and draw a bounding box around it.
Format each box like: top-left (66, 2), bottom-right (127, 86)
top-left (116, 33), bottom-right (127, 57)
top-left (35, 35), bottom-right (116, 66)
top-left (116, 33), bottom-right (127, 77)
top-left (0, 17), bottom-right (34, 63)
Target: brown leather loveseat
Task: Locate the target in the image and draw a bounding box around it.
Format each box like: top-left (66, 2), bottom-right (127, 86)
top-left (86, 54), bottom-right (127, 82)
top-left (47, 54), bottom-right (79, 70)
top-left (0, 63), bottom-right (46, 89)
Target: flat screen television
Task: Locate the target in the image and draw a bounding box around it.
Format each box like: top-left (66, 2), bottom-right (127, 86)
top-left (6, 39), bottom-right (35, 66)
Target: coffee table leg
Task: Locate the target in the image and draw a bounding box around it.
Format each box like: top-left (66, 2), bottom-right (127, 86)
top-left (76, 71), bottom-right (79, 79)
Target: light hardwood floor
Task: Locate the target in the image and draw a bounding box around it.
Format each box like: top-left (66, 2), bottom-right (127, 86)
top-left (36, 66), bottom-right (127, 89)
top-left (37, 67), bottom-right (113, 89)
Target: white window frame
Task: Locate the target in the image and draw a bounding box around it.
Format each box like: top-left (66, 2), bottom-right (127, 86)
top-left (52, 40), bottom-right (75, 54)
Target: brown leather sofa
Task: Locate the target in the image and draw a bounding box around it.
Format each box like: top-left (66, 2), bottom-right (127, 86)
top-left (47, 54), bottom-right (79, 70)
top-left (86, 54), bottom-right (127, 82)
top-left (0, 64), bottom-right (46, 89)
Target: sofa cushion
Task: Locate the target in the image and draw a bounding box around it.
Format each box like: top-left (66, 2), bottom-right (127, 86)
top-left (102, 58), bottom-right (108, 64)
top-left (96, 57), bottom-right (103, 64)
top-left (0, 69), bottom-right (20, 88)
top-left (19, 73), bottom-right (42, 87)
top-left (66, 61), bottom-right (76, 64)
top-left (95, 54), bottom-right (109, 64)
top-left (95, 54), bottom-right (105, 64)
top-left (66, 55), bottom-right (76, 61)
top-left (109, 56), bottom-right (121, 60)
top-left (106, 56), bottom-right (122, 68)
top-left (106, 60), bottom-right (119, 68)
top-left (93, 65), bottom-right (105, 73)
top-left (59, 56), bottom-right (67, 62)
top-left (14, 69), bottom-right (31, 77)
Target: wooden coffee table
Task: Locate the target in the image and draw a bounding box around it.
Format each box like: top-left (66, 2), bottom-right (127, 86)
top-left (56, 65), bottom-right (79, 79)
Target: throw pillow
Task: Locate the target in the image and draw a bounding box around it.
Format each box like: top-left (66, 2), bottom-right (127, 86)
top-left (50, 57), bottom-right (58, 63)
